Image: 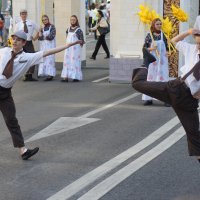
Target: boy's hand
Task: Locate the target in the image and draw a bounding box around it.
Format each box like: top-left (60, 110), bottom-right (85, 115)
top-left (188, 28), bottom-right (200, 35)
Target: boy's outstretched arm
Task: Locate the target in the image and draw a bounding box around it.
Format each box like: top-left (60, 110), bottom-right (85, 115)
top-left (43, 40), bottom-right (82, 57)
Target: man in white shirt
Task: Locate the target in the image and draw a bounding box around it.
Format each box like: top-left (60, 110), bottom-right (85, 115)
top-left (15, 9), bottom-right (39, 81)
top-left (0, 30), bottom-right (81, 160)
top-left (132, 28), bottom-right (200, 163)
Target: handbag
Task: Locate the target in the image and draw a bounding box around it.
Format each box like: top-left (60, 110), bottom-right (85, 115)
top-left (142, 46), bottom-right (156, 67)
top-left (97, 21), bottom-right (110, 35)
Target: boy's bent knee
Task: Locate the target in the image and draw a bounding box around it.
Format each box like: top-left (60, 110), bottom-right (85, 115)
top-left (132, 67), bottom-right (148, 89)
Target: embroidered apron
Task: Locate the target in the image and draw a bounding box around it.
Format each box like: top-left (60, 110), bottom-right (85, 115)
top-left (38, 26), bottom-right (56, 77)
top-left (142, 32), bottom-right (169, 101)
top-left (61, 28), bottom-right (82, 80)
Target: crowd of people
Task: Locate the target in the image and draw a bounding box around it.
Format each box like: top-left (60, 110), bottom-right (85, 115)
top-left (0, 1), bottom-right (111, 81)
top-left (3, 9), bottom-right (86, 82)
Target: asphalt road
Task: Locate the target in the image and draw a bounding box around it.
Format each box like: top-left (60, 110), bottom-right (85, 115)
top-left (0, 36), bottom-right (200, 200)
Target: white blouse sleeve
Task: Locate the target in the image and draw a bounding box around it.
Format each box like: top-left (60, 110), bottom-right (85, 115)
top-left (175, 41), bottom-right (190, 56)
top-left (194, 16), bottom-right (200, 30)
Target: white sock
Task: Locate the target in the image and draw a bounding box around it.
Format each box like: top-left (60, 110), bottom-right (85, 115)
top-left (20, 147), bottom-right (27, 155)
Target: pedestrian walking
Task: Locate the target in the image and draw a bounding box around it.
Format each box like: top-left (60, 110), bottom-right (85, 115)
top-left (132, 28), bottom-right (200, 162)
top-left (61, 15), bottom-right (85, 82)
top-left (15, 9), bottom-right (39, 81)
top-left (87, 5), bottom-right (93, 35)
top-left (90, 10), bottom-right (110, 60)
top-left (38, 14), bottom-right (56, 81)
top-left (106, 0), bottom-right (111, 22)
top-left (0, 30), bottom-right (81, 160)
top-left (142, 18), bottom-right (169, 106)
top-left (90, 3), bottom-right (98, 40)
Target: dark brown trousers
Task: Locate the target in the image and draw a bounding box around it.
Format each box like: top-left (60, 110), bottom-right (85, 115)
top-left (132, 68), bottom-right (200, 156)
top-left (23, 40), bottom-right (35, 74)
top-left (0, 87), bottom-right (24, 148)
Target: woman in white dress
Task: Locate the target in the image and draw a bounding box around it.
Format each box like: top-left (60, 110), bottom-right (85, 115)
top-left (142, 18), bottom-right (169, 106)
top-left (61, 15), bottom-right (85, 82)
top-left (38, 15), bottom-right (56, 81)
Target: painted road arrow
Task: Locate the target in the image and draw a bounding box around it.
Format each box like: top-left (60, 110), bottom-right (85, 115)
top-left (26, 117), bottom-right (100, 143)
top-left (26, 93), bottom-right (140, 143)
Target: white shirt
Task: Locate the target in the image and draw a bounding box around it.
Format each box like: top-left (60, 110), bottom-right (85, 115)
top-left (15, 19), bottom-right (39, 41)
top-left (91, 9), bottom-right (98, 21)
top-left (106, 3), bottom-right (110, 11)
top-left (194, 16), bottom-right (200, 30)
top-left (0, 47), bottom-right (43, 88)
top-left (176, 41), bottom-right (200, 95)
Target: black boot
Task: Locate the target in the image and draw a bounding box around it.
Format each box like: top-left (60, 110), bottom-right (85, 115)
top-left (44, 76), bottom-right (53, 81)
top-left (90, 56), bottom-right (96, 60)
top-left (29, 74), bottom-right (38, 81)
top-left (23, 74), bottom-right (31, 81)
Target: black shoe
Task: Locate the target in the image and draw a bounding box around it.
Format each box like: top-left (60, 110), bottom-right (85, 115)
top-left (90, 56), bottom-right (96, 60)
top-left (143, 100), bottom-right (153, 106)
top-left (44, 76), bottom-right (53, 81)
top-left (23, 74), bottom-right (38, 82)
top-left (21, 147), bottom-right (39, 160)
top-left (104, 56), bottom-right (110, 59)
top-left (197, 159), bottom-right (200, 163)
top-left (23, 74), bottom-right (30, 81)
top-left (61, 79), bottom-right (68, 82)
top-left (30, 78), bottom-right (38, 81)
top-left (73, 79), bottom-right (79, 82)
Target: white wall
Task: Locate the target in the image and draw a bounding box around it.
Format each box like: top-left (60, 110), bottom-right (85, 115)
top-left (110, 0), bottom-right (162, 58)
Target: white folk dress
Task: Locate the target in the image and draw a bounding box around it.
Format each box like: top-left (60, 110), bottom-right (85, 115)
top-left (38, 26), bottom-right (56, 77)
top-left (61, 28), bottom-right (82, 80)
top-left (142, 32), bottom-right (169, 101)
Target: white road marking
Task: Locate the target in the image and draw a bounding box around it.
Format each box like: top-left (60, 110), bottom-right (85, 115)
top-left (80, 93), bottom-right (140, 118)
top-left (46, 116), bottom-right (179, 200)
top-left (92, 76), bottom-right (109, 83)
top-left (26, 93), bottom-right (140, 142)
top-left (77, 127), bottom-right (185, 200)
top-left (26, 117), bottom-right (100, 143)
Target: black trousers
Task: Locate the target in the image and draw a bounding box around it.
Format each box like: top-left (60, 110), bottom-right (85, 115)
top-left (92, 34), bottom-right (110, 58)
top-left (92, 21), bottom-right (97, 40)
top-left (0, 86), bottom-right (24, 148)
top-left (132, 68), bottom-right (200, 156)
top-left (23, 40), bottom-right (35, 74)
